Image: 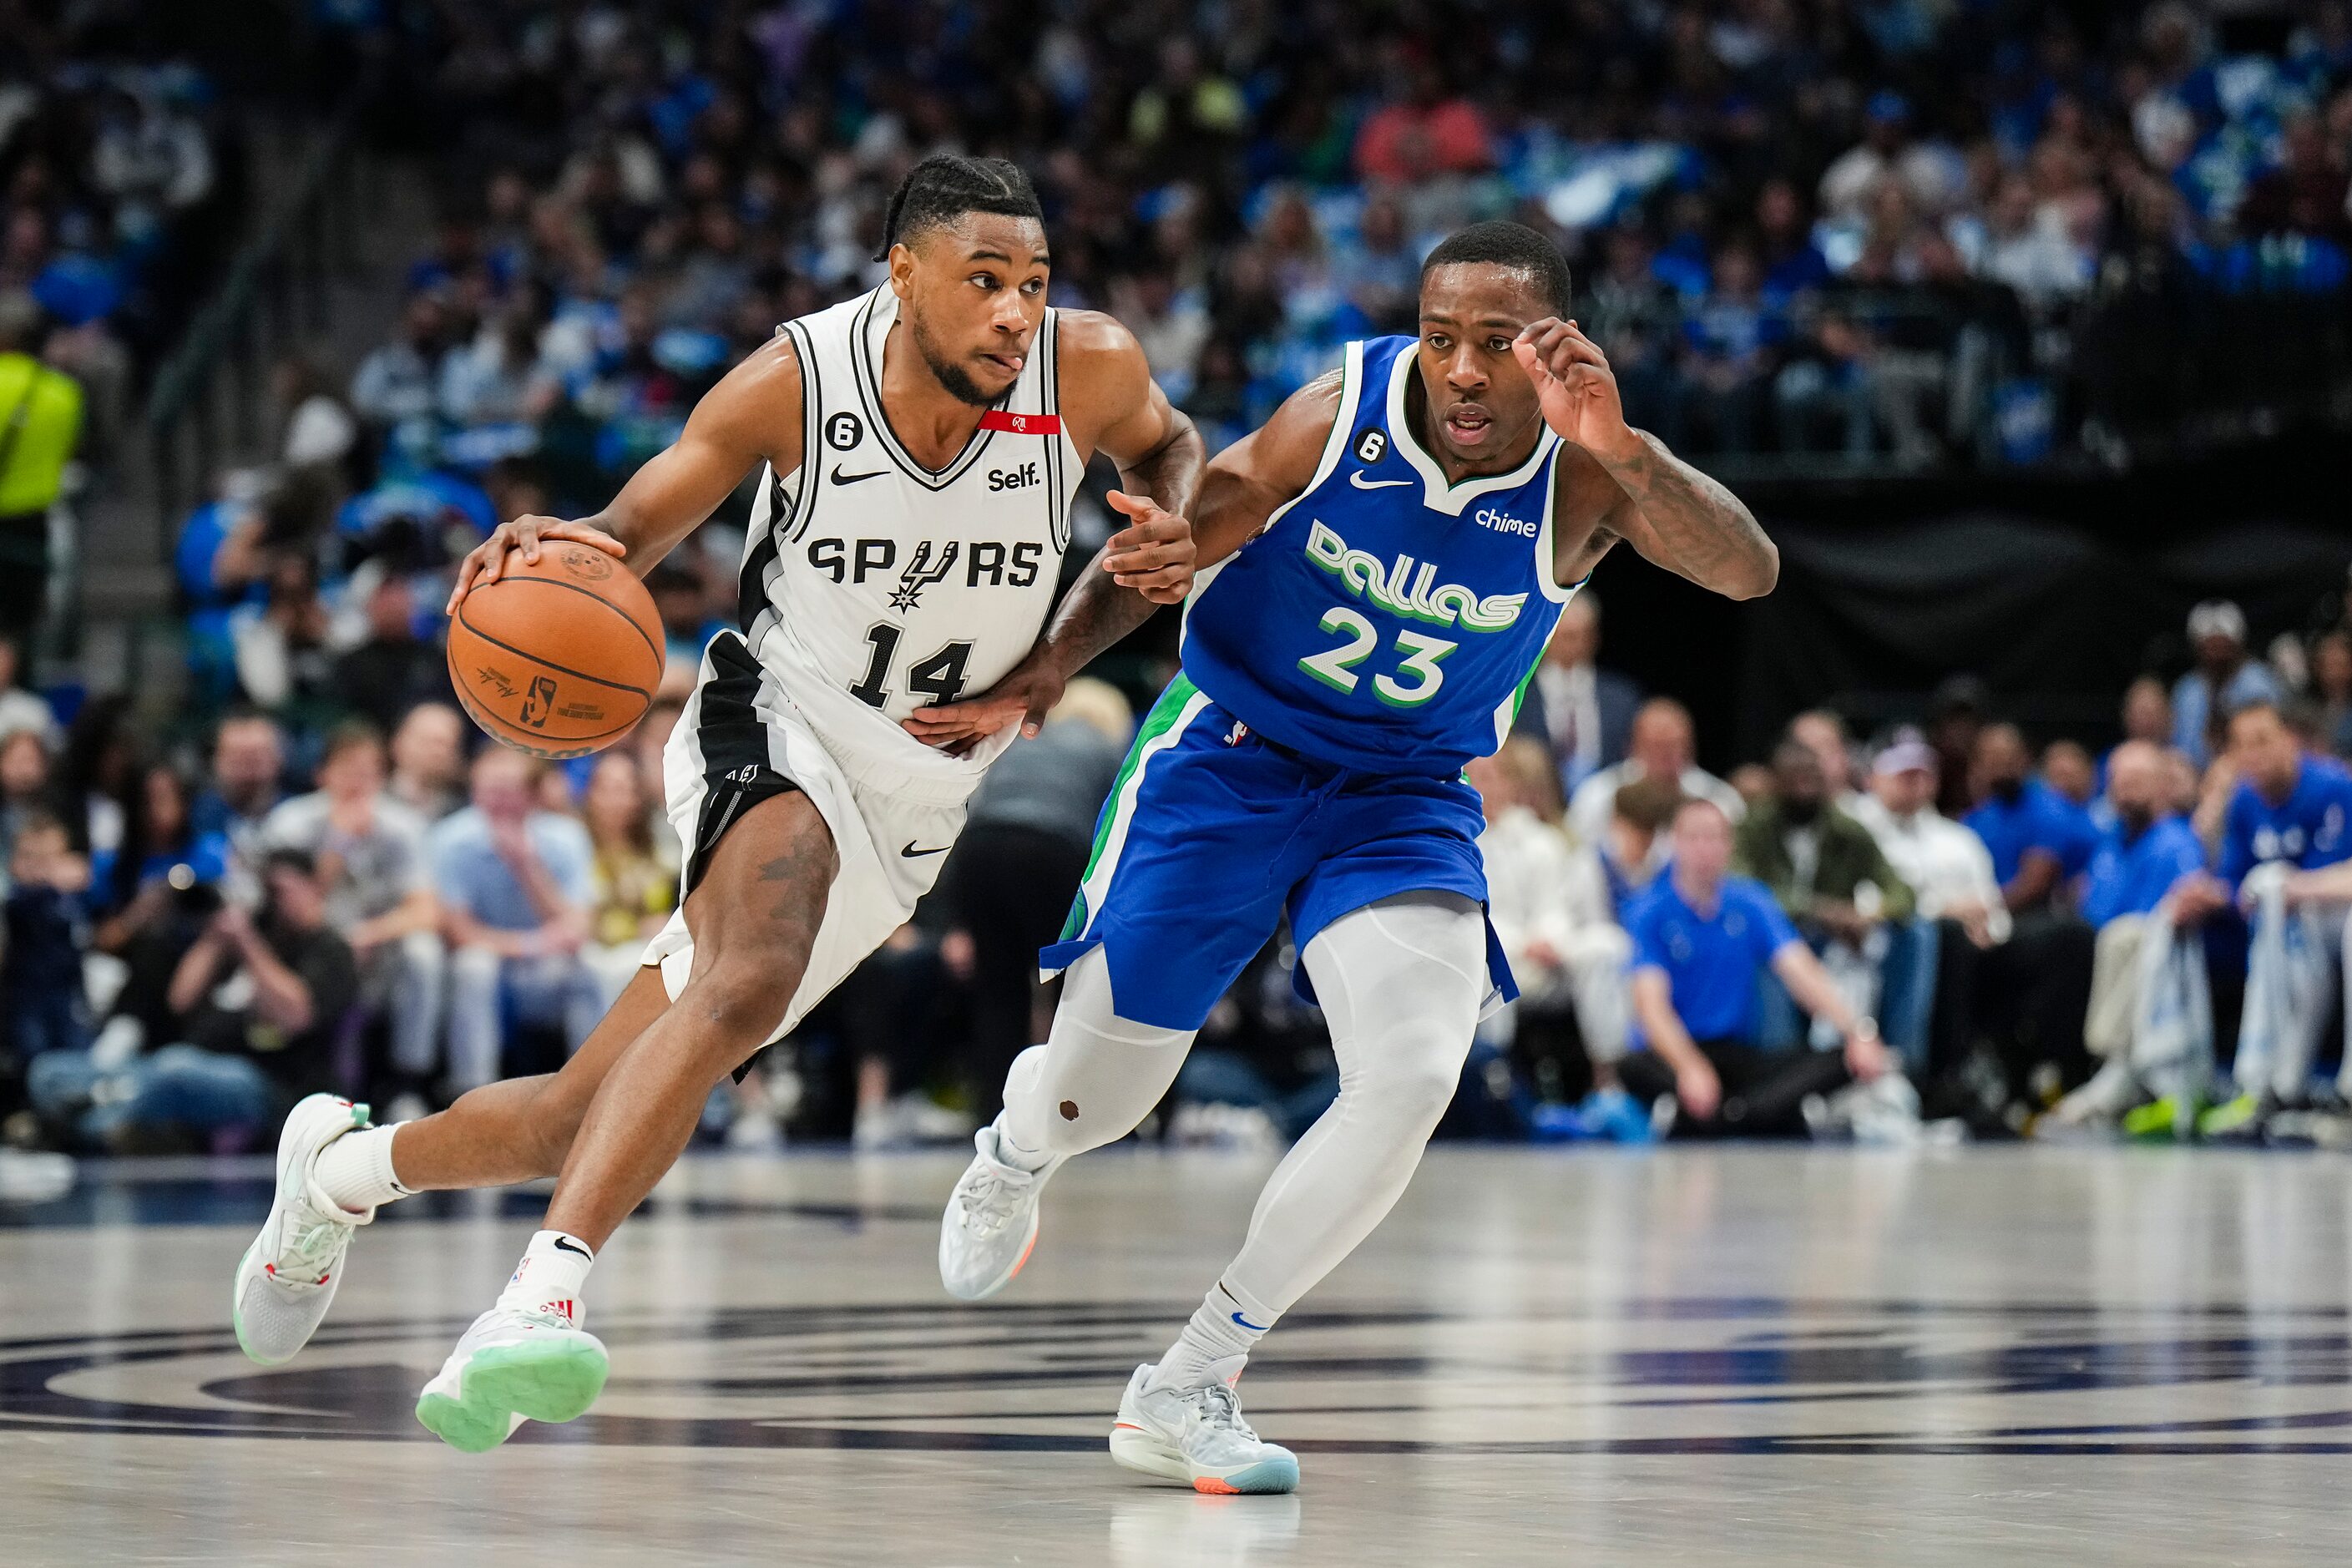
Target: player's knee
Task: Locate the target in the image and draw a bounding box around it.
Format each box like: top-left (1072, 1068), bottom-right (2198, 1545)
top-left (1354, 1026), bottom-right (1469, 1129)
top-left (678, 955), bottom-right (792, 1061)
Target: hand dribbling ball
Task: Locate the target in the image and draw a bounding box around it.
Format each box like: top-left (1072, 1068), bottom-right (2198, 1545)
top-left (445, 544), bottom-right (663, 759)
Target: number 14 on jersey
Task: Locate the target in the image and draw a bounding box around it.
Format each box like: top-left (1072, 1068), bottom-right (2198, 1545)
top-left (849, 623), bottom-right (973, 709)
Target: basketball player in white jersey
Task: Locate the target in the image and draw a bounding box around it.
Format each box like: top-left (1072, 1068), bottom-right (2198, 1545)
top-left (227, 154), bottom-right (1204, 1451)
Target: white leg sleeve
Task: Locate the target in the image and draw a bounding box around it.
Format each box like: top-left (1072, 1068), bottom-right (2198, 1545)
top-left (1220, 892), bottom-right (1485, 1318)
top-left (999, 946), bottom-right (1196, 1159)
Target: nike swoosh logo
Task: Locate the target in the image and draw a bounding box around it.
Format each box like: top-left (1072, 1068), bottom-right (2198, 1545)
top-left (832, 466), bottom-right (887, 484)
top-left (1230, 1310), bottom-right (1272, 1332)
top-left (552, 1237), bottom-right (591, 1259)
top-left (1349, 471), bottom-right (1410, 490)
top-left (900, 842), bottom-right (950, 858)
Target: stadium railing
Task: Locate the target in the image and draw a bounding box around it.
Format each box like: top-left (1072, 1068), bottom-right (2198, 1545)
top-left (143, 94), bottom-right (368, 566)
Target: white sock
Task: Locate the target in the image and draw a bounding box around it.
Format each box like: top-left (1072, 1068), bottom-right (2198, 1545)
top-left (1148, 1281), bottom-right (1275, 1391)
top-left (312, 1125), bottom-right (412, 1215)
top-left (989, 1113), bottom-right (1055, 1174)
top-left (495, 1230), bottom-right (595, 1327)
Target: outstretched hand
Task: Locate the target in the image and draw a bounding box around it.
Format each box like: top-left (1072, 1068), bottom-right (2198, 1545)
top-left (1511, 317), bottom-right (1641, 464)
top-left (1101, 489), bottom-right (1196, 604)
top-left (447, 515), bottom-right (627, 615)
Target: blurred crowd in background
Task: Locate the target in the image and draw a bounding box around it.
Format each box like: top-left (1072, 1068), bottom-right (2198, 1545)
top-left (8, 564), bottom-right (2352, 1156)
top-left (323, 0), bottom-right (2352, 493)
top-left (9, 1), bottom-right (2352, 1160)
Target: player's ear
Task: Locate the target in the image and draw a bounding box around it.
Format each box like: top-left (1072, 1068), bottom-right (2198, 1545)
top-left (887, 240), bottom-right (917, 301)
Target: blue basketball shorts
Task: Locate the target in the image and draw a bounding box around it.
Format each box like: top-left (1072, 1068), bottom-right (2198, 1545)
top-left (1039, 674), bottom-right (1516, 1031)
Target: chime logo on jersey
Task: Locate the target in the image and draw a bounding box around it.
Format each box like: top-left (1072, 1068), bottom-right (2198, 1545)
top-left (1302, 519), bottom-right (1527, 630)
top-left (888, 541), bottom-right (962, 609)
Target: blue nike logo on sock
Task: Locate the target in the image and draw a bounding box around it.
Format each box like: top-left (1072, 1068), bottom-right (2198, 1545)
top-left (1231, 1311), bottom-right (1271, 1332)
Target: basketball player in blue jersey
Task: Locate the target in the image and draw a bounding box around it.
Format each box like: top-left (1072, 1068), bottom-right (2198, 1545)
top-left (927, 221), bottom-right (1787, 1494)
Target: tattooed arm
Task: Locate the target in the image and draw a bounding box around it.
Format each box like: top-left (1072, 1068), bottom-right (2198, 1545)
top-left (1520, 317), bottom-right (1779, 600)
top-left (902, 311), bottom-right (1204, 750)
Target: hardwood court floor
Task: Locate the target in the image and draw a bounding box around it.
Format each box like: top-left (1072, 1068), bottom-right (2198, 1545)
top-left (5, 1142), bottom-right (2351, 1565)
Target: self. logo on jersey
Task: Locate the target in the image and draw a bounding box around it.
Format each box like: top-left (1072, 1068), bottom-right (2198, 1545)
top-left (1302, 520), bottom-right (1526, 631)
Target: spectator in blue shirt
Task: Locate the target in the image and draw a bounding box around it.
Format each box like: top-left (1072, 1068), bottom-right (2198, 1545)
top-left (2052, 741), bottom-right (2212, 1128)
top-left (189, 711), bottom-right (287, 891)
top-left (2080, 744), bottom-right (2210, 931)
top-left (1675, 242), bottom-right (1779, 454)
top-left (1963, 723), bottom-right (2098, 913)
top-left (431, 746), bottom-right (602, 1092)
top-left (2173, 701), bottom-right (2352, 922)
top-left (2171, 600), bottom-right (2283, 768)
top-left (1617, 797), bottom-right (1896, 1136)
top-left (174, 488), bottom-right (267, 704)
top-left (2169, 701), bottom-right (2352, 1123)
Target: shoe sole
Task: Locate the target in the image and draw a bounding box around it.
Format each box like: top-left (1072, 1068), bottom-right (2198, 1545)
top-left (416, 1338), bottom-right (610, 1454)
top-left (231, 1095), bottom-right (364, 1367)
top-left (1110, 1424), bottom-right (1300, 1495)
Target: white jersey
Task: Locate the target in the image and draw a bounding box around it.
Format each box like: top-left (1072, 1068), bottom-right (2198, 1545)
top-left (736, 285), bottom-right (1083, 788)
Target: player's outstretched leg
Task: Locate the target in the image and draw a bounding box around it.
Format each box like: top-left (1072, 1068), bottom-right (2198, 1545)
top-left (1112, 893), bottom-right (1485, 1494)
top-left (417, 792), bottom-right (834, 1452)
top-left (230, 966), bottom-right (672, 1368)
top-left (939, 947), bottom-right (1193, 1299)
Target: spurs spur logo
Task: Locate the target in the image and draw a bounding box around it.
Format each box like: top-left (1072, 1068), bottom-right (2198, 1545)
top-left (888, 541), bottom-right (961, 609)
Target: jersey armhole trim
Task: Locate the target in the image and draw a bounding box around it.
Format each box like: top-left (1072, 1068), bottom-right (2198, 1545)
top-left (1532, 448), bottom-right (1576, 604)
top-left (1307, 339), bottom-right (1366, 495)
top-left (1181, 341), bottom-right (1363, 652)
top-left (781, 319), bottom-right (822, 544)
top-left (1041, 308), bottom-right (1070, 552)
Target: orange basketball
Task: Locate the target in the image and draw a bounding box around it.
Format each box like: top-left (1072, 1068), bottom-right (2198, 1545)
top-left (446, 544), bottom-right (664, 759)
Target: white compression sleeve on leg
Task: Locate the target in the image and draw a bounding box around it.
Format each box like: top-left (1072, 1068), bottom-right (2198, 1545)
top-left (1216, 891), bottom-right (1487, 1320)
top-left (999, 945), bottom-right (1196, 1160)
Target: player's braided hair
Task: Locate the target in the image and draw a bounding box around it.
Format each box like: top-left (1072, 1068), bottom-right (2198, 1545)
top-left (1419, 220), bottom-right (1573, 314)
top-left (873, 154), bottom-right (1044, 260)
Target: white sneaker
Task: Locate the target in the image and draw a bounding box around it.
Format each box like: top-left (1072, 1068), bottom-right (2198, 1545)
top-left (231, 1094), bottom-right (375, 1366)
top-left (415, 1305), bottom-right (609, 1453)
top-left (938, 1120), bottom-right (1061, 1301)
top-left (2046, 1055), bottom-right (2142, 1129)
top-left (1110, 1359), bottom-right (1300, 1495)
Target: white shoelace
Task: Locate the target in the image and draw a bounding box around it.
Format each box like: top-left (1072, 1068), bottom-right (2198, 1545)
top-left (1176, 1380), bottom-right (1260, 1444)
top-left (955, 1161), bottom-right (1034, 1238)
top-left (270, 1210), bottom-right (347, 1291)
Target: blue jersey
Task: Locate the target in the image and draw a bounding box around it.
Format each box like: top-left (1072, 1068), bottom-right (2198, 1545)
top-left (1626, 874), bottom-right (1803, 1044)
top-left (2080, 815), bottom-right (2207, 929)
top-left (2218, 756), bottom-right (2352, 886)
top-left (1180, 335), bottom-right (1576, 776)
top-left (1963, 779), bottom-right (2098, 886)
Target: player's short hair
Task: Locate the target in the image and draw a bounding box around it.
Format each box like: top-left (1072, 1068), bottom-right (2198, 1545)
top-left (1419, 221), bottom-right (1572, 315)
top-left (875, 154), bottom-right (1044, 261)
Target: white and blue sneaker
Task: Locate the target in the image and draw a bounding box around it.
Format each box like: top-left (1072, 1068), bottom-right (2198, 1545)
top-left (938, 1121), bottom-right (1063, 1302)
top-left (231, 1094), bottom-right (374, 1366)
top-left (1110, 1359), bottom-right (1301, 1495)
top-left (415, 1304), bottom-right (609, 1454)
